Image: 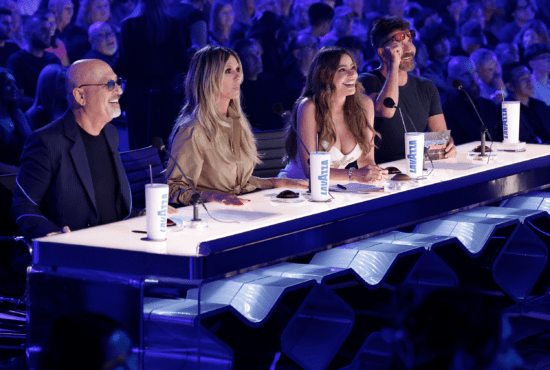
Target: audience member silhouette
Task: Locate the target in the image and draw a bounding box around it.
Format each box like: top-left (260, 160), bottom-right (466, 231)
top-left (7, 12), bottom-right (61, 111)
top-left (167, 0), bottom-right (208, 52)
top-left (498, 0), bottom-right (537, 43)
top-left (234, 38), bottom-right (286, 131)
top-left (0, 67), bottom-right (31, 174)
top-left (45, 10), bottom-right (70, 66)
top-left (320, 6), bottom-right (354, 48)
top-left (299, 2), bottom-right (334, 40)
top-left (525, 43), bottom-right (550, 106)
top-left (209, 0), bottom-right (234, 47)
top-left (0, 7), bottom-right (18, 68)
top-left (0, 0), bottom-right (24, 49)
top-left (503, 64), bottom-right (550, 144)
top-left (25, 64), bottom-right (67, 131)
top-left (117, 0), bottom-right (187, 150)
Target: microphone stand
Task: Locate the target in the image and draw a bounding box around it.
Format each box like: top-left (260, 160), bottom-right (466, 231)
top-left (154, 139), bottom-right (207, 228)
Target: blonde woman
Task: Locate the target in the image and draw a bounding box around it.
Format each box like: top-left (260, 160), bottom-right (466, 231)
top-left (167, 45), bottom-right (306, 206)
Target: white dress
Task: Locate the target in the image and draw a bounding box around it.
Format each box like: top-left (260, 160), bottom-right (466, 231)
top-left (277, 142), bottom-right (362, 180)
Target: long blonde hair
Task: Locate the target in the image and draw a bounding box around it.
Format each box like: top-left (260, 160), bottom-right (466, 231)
top-left (285, 47), bottom-right (380, 161)
top-left (169, 45), bottom-right (260, 165)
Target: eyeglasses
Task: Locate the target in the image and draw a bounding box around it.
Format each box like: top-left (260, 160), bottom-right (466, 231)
top-left (78, 77), bottom-right (123, 91)
top-left (381, 29), bottom-right (416, 48)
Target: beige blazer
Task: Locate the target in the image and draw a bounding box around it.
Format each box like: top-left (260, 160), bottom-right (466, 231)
top-left (166, 108), bottom-right (261, 205)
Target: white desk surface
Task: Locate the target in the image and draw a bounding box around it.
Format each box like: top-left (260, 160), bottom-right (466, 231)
top-left (35, 142), bottom-right (550, 258)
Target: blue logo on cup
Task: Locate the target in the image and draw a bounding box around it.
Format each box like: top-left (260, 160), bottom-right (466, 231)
top-left (502, 107), bottom-right (508, 139)
top-left (407, 140), bottom-right (418, 173)
top-left (157, 193), bottom-right (168, 232)
top-left (317, 160), bottom-right (329, 195)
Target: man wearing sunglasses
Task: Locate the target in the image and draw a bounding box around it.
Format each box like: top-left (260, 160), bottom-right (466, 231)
top-left (12, 59), bottom-right (136, 240)
top-left (359, 16), bottom-right (456, 164)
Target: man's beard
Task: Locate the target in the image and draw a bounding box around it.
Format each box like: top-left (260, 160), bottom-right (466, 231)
top-left (399, 53), bottom-right (416, 72)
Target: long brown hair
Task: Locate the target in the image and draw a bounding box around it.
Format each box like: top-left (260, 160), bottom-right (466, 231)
top-left (284, 46), bottom-right (379, 161)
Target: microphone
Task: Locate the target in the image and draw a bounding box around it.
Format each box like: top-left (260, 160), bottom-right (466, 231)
top-left (452, 79), bottom-right (493, 157)
top-left (273, 103), bottom-right (312, 191)
top-left (272, 103), bottom-right (310, 156)
top-left (152, 137), bottom-right (206, 226)
top-left (383, 97), bottom-right (409, 135)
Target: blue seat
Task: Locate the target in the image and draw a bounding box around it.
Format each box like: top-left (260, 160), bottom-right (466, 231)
top-left (120, 146), bottom-right (164, 209)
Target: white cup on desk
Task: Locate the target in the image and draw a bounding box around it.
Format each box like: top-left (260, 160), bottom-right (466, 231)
top-left (502, 101), bottom-right (520, 143)
top-left (310, 152), bottom-right (331, 202)
top-left (145, 183), bottom-right (169, 241)
top-left (405, 132), bottom-right (424, 178)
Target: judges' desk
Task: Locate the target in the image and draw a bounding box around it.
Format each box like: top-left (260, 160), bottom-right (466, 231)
top-left (28, 142), bottom-right (550, 367)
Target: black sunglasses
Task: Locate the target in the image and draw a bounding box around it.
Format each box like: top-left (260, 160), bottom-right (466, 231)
top-left (78, 77), bottom-right (123, 91)
top-left (381, 29), bottom-right (416, 48)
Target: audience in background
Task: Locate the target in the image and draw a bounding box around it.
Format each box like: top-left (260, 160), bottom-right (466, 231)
top-left (283, 33), bottom-right (318, 111)
top-left (25, 64), bottom-right (67, 131)
top-left (209, 0), bottom-right (234, 47)
top-left (83, 21), bottom-right (118, 66)
top-left (7, 12), bottom-right (61, 111)
top-left (51, 0), bottom-right (89, 65)
top-left (503, 65), bottom-right (550, 144)
top-left (498, 0), bottom-right (537, 43)
top-left (495, 42), bottom-right (520, 68)
top-left (470, 48), bottom-right (505, 103)
top-left (235, 38), bottom-right (286, 131)
top-left (513, 20), bottom-right (550, 62)
top-left (320, 6), bottom-right (354, 48)
top-left (45, 10), bottom-right (70, 67)
top-left (443, 56), bottom-right (501, 145)
top-left (299, 2), bottom-right (334, 40)
top-left (117, 0), bottom-right (187, 150)
top-left (458, 2), bottom-right (498, 48)
top-left (167, 0), bottom-right (207, 53)
top-left (526, 43), bottom-right (550, 106)
top-left (0, 0), bottom-right (24, 49)
top-left (0, 7), bottom-right (19, 68)
top-left (0, 67), bottom-right (31, 174)
top-left (456, 20), bottom-right (487, 56)
top-left (110, 0), bottom-right (137, 28)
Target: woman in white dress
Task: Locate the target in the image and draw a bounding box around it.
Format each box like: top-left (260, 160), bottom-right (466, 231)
top-left (278, 46), bottom-right (388, 183)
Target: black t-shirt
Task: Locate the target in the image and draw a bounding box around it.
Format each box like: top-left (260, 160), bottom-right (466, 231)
top-left (6, 50), bottom-right (61, 99)
top-left (0, 41), bottom-right (20, 68)
top-left (359, 69), bottom-right (443, 163)
top-left (78, 125), bottom-right (120, 225)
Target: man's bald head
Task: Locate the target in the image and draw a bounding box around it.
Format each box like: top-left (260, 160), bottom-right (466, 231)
top-left (67, 59), bottom-right (123, 133)
top-left (447, 56), bottom-right (481, 99)
top-left (67, 59), bottom-right (107, 101)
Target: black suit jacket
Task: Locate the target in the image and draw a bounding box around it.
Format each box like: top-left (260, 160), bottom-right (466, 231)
top-left (11, 110), bottom-right (133, 239)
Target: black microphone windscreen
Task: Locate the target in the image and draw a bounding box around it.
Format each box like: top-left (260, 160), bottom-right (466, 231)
top-left (272, 103), bottom-right (285, 117)
top-left (452, 80), bottom-right (463, 90)
top-left (152, 137), bottom-right (165, 150)
top-left (383, 97), bottom-right (396, 108)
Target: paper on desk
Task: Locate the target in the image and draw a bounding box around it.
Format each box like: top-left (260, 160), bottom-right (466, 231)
top-left (329, 183), bottom-right (384, 193)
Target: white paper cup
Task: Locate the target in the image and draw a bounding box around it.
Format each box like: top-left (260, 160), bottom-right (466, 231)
top-left (502, 101), bottom-right (520, 144)
top-left (310, 152), bottom-right (331, 202)
top-left (405, 133), bottom-right (424, 178)
top-left (145, 183), bottom-right (169, 241)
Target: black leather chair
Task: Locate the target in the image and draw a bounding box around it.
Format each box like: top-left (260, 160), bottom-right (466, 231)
top-left (120, 146), bottom-right (164, 210)
top-left (252, 129), bottom-right (287, 178)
